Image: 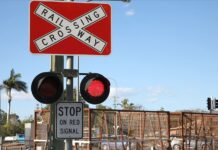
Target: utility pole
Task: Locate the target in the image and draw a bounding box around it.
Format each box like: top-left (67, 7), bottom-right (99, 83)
top-left (50, 55), bottom-right (64, 150)
top-left (65, 56), bottom-right (74, 150)
top-left (50, 1), bottom-right (74, 150)
top-left (65, 1), bottom-right (74, 149)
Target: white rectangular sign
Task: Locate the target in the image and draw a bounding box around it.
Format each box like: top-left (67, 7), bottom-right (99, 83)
top-left (56, 102), bottom-right (83, 139)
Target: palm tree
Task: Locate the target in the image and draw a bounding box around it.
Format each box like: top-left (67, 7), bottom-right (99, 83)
top-left (119, 99), bottom-right (135, 110)
top-left (3, 69), bottom-right (27, 124)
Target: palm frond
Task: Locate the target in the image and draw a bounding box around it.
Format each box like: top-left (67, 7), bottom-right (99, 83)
top-left (14, 80), bottom-right (28, 93)
top-left (3, 69), bottom-right (28, 93)
top-left (13, 73), bottom-right (21, 79)
top-left (3, 80), bottom-right (11, 89)
top-left (10, 69), bottom-right (15, 78)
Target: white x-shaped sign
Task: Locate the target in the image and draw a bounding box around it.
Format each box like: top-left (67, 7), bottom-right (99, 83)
top-left (34, 3), bottom-right (107, 53)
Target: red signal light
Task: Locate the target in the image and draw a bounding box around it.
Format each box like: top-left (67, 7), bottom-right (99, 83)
top-left (80, 73), bottom-right (110, 104)
top-left (87, 80), bottom-right (105, 97)
top-left (31, 72), bottom-right (63, 104)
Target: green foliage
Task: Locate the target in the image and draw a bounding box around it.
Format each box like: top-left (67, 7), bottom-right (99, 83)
top-left (96, 104), bottom-right (111, 109)
top-left (0, 114), bottom-right (33, 137)
top-left (119, 99), bottom-right (135, 110)
top-left (22, 115), bottom-right (34, 124)
top-left (160, 107), bottom-right (165, 111)
top-left (96, 104), bottom-right (107, 109)
top-left (3, 69), bottom-right (28, 124)
top-left (118, 98), bottom-right (144, 110)
top-left (0, 109), bottom-right (7, 125)
top-left (0, 124), bottom-right (23, 136)
top-left (3, 69), bottom-right (27, 93)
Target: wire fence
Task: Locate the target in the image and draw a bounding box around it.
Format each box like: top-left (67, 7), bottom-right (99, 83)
top-left (2, 109), bottom-right (218, 150)
top-left (170, 112), bottom-right (218, 150)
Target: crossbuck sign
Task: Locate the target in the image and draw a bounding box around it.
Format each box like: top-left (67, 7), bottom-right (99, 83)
top-left (30, 1), bottom-right (111, 55)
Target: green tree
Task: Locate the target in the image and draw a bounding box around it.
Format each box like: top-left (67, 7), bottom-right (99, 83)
top-left (119, 98), bottom-right (135, 110)
top-left (22, 115), bottom-right (34, 124)
top-left (0, 114), bottom-right (33, 137)
top-left (0, 109), bottom-right (7, 125)
top-left (3, 69), bottom-right (27, 124)
top-left (160, 107), bottom-right (165, 111)
top-left (96, 104), bottom-right (111, 109)
top-left (0, 113), bottom-right (22, 136)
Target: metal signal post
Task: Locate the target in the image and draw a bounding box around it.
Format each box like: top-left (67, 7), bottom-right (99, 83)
top-left (64, 0), bottom-right (74, 147)
top-left (65, 56), bottom-right (74, 150)
top-left (29, 0), bottom-right (128, 149)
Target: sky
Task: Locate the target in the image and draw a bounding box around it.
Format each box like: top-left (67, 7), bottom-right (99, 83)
top-left (0, 0), bottom-right (218, 119)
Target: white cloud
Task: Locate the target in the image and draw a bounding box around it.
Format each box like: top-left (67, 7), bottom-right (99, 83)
top-left (1, 90), bottom-right (34, 101)
top-left (146, 86), bottom-right (169, 97)
top-left (146, 98), bottom-right (159, 103)
top-left (125, 9), bottom-right (135, 16)
top-left (142, 85), bottom-right (171, 103)
top-left (109, 87), bottom-right (136, 99)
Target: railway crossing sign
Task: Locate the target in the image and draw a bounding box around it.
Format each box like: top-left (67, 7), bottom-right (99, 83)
top-left (30, 0), bottom-right (111, 55)
top-left (56, 102), bottom-right (83, 139)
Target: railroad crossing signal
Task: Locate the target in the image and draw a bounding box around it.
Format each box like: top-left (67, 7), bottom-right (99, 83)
top-left (31, 72), bottom-right (110, 104)
top-left (80, 73), bottom-right (110, 104)
top-left (207, 97), bottom-right (212, 110)
top-left (206, 97), bottom-right (218, 110)
top-left (216, 99), bottom-right (218, 108)
top-left (31, 72), bottom-right (63, 104)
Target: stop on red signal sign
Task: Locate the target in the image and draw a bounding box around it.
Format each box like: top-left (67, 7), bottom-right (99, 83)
top-left (80, 73), bottom-right (110, 104)
top-left (29, 0), bottom-right (111, 55)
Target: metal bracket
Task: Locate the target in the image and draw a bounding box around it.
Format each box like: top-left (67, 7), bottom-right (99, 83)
top-left (79, 72), bottom-right (92, 76)
top-left (62, 69), bottom-right (79, 78)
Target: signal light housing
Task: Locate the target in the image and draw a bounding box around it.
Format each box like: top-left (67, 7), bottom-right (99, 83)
top-left (80, 73), bottom-right (110, 104)
top-left (207, 97), bottom-right (212, 110)
top-left (31, 72), bottom-right (63, 104)
top-left (216, 99), bottom-right (218, 109)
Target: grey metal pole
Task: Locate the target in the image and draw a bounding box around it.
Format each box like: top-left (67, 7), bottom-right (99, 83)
top-left (65, 0), bottom-right (74, 149)
top-left (65, 56), bottom-right (74, 150)
top-left (51, 55), bottom-right (64, 150)
top-left (77, 56), bottom-right (80, 102)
